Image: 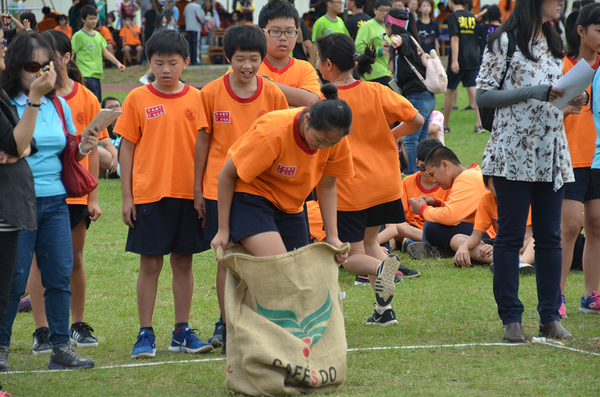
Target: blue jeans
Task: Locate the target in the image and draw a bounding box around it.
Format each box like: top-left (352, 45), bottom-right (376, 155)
top-left (0, 195), bottom-right (73, 347)
top-left (492, 177), bottom-right (564, 325)
top-left (83, 77), bottom-right (101, 103)
top-left (186, 30), bottom-right (199, 65)
top-left (404, 90), bottom-right (436, 175)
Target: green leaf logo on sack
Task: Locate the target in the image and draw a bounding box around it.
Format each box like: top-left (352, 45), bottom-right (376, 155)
top-left (256, 291), bottom-right (332, 357)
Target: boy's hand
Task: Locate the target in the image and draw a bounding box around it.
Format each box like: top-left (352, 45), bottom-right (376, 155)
top-left (88, 200), bottom-right (102, 221)
top-left (0, 151), bottom-right (20, 164)
top-left (478, 243), bottom-right (493, 258)
top-left (117, 62), bottom-right (126, 72)
top-left (211, 230), bottom-right (230, 253)
top-left (451, 60), bottom-right (459, 74)
top-left (454, 244), bottom-right (471, 267)
top-left (194, 194), bottom-right (206, 219)
top-left (122, 197), bottom-right (137, 228)
top-left (326, 237), bottom-right (348, 266)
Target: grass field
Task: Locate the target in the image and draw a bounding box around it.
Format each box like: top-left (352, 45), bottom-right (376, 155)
top-left (1, 86), bottom-right (599, 396)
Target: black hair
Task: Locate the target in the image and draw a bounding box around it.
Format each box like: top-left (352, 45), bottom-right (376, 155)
top-left (488, 0), bottom-right (563, 62)
top-left (386, 8), bottom-right (419, 42)
top-left (102, 96), bottom-right (121, 108)
top-left (107, 11), bottom-right (116, 23)
top-left (0, 32), bottom-right (62, 99)
top-left (568, 3), bottom-right (600, 58)
top-left (416, 139), bottom-right (443, 162)
top-left (55, 14), bottom-right (68, 23)
top-left (482, 174), bottom-right (491, 187)
top-left (303, 84), bottom-right (352, 135)
top-left (145, 29), bottom-right (190, 61)
top-left (452, 0), bottom-right (466, 5)
top-left (81, 4), bottom-right (98, 20)
top-left (258, 0), bottom-right (300, 29)
top-left (504, 0), bottom-right (512, 12)
top-left (418, 0), bottom-right (434, 10)
top-left (42, 6), bottom-right (52, 16)
top-left (485, 5), bottom-right (501, 22)
top-left (42, 30), bottom-right (84, 85)
top-left (424, 146), bottom-right (461, 167)
top-left (374, 0), bottom-right (392, 9)
top-left (232, 10), bottom-right (244, 20)
top-left (354, 0), bottom-right (367, 9)
top-left (123, 14), bottom-right (134, 21)
top-left (223, 24), bottom-right (267, 60)
top-left (317, 33), bottom-right (375, 80)
top-left (20, 12), bottom-right (37, 30)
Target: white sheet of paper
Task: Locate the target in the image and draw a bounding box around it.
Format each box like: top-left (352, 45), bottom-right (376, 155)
top-left (552, 59), bottom-right (595, 110)
top-left (81, 109), bottom-right (122, 137)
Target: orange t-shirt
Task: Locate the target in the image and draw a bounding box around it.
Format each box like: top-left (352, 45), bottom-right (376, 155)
top-left (563, 55), bottom-right (600, 168)
top-left (119, 24), bottom-right (141, 46)
top-left (421, 164), bottom-right (487, 226)
top-left (98, 26), bottom-right (115, 46)
top-left (229, 108), bottom-right (355, 213)
top-left (63, 82), bottom-right (109, 206)
top-left (54, 25), bottom-right (73, 39)
top-left (258, 57), bottom-right (321, 95)
top-left (38, 18), bottom-right (58, 32)
top-left (197, 74), bottom-right (288, 200)
top-left (307, 200), bottom-right (327, 241)
top-left (332, 80), bottom-right (418, 211)
top-left (401, 172), bottom-right (451, 229)
top-left (115, 84), bottom-right (201, 204)
top-left (498, 0), bottom-right (516, 22)
top-left (474, 191), bottom-right (532, 238)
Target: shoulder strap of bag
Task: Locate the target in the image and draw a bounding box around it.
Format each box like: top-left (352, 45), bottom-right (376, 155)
top-left (499, 30), bottom-right (517, 90)
top-left (51, 96), bottom-right (68, 137)
top-left (403, 35), bottom-right (427, 82)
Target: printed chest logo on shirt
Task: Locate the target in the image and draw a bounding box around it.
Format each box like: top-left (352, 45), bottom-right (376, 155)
top-left (76, 112), bottom-right (86, 126)
top-left (275, 163), bottom-right (297, 177)
top-left (86, 44), bottom-right (94, 50)
top-left (145, 104), bottom-right (166, 119)
top-left (214, 111), bottom-right (230, 123)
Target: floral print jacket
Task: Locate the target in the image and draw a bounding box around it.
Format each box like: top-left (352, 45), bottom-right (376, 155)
top-left (476, 32), bottom-right (574, 191)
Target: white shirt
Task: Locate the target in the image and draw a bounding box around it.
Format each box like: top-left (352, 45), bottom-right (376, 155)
top-left (183, 2), bottom-right (205, 32)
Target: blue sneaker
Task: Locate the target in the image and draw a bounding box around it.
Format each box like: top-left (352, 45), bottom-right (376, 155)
top-left (168, 326), bottom-right (213, 354)
top-left (207, 318), bottom-right (224, 348)
top-left (131, 329), bottom-right (156, 359)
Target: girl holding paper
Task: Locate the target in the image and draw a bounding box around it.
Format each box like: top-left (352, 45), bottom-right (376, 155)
top-left (475, 0), bottom-right (584, 343)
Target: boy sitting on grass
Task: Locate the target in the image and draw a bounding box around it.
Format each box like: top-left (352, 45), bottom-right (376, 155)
top-left (194, 24), bottom-right (288, 354)
top-left (116, 29), bottom-right (213, 359)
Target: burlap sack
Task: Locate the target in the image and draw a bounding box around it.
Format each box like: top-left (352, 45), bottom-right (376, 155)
top-left (217, 242), bottom-right (351, 396)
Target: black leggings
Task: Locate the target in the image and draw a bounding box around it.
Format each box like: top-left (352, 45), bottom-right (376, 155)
top-left (0, 230), bottom-right (19, 327)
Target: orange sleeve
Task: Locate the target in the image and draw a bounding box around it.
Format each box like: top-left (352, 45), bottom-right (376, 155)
top-left (119, 28), bottom-right (126, 38)
top-left (422, 169), bottom-right (485, 226)
top-left (322, 136), bottom-right (355, 179)
top-left (232, 125), bottom-right (279, 184)
top-left (474, 193), bottom-right (495, 233)
top-left (307, 200), bottom-right (326, 241)
top-left (297, 61), bottom-right (321, 95)
top-left (197, 83), bottom-right (214, 132)
top-left (114, 91), bottom-right (142, 145)
top-left (380, 84), bottom-right (419, 123)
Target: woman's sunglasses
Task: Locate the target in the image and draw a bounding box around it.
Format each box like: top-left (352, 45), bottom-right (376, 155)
top-left (23, 61), bottom-right (50, 73)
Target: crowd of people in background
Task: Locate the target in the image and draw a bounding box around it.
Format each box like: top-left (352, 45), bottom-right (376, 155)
top-left (1, 0), bottom-right (600, 395)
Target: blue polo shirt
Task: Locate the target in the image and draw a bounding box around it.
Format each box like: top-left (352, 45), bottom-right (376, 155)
top-left (12, 93), bottom-right (77, 198)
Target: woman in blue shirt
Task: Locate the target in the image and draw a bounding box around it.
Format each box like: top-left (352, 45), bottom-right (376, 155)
top-left (0, 32), bottom-right (98, 372)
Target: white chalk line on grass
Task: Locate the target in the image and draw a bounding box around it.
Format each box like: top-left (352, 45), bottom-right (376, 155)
top-left (1, 339), bottom-right (597, 376)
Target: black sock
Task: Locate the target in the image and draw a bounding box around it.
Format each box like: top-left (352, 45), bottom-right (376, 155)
top-left (141, 327), bottom-right (154, 333)
top-left (174, 322), bottom-right (188, 332)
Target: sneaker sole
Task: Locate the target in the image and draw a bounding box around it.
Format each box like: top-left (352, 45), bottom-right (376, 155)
top-left (207, 337), bottom-right (223, 348)
top-left (407, 243), bottom-right (437, 260)
top-left (32, 348), bottom-right (52, 355)
top-left (131, 350), bottom-right (156, 359)
top-left (354, 280), bottom-right (371, 286)
top-left (70, 339), bottom-right (99, 348)
top-left (579, 307), bottom-right (600, 314)
top-left (519, 263), bottom-right (535, 275)
top-left (48, 361), bottom-right (95, 370)
top-left (366, 319), bottom-right (398, 326)
top-left (168, 344), bottom-right (213, 354)
top-left (374, 254), bottom-right (401, 307)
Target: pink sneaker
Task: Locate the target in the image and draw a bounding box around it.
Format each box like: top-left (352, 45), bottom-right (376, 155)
top-left (580, 291), bottom-right (600, 314)
top-left (559, 295), bottom-right (567, 318)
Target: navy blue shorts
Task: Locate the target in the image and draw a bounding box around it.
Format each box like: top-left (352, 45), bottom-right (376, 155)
top-left (337, 199), bottom-right (406, 243)
top-left (126, 198), bottom-right (210, 255)
top-left (564, 167), bottom-right (599, 203)
top-left (68, 204), bottom-right (91, 230)
top-left (447, 68), bottom-right (478, 90)
top-left (482, 236), bottom-right (495, 246)
top-left (230, 193), bottom-right (310, 252)
top-left (204, 198), bottom-right (218, 243)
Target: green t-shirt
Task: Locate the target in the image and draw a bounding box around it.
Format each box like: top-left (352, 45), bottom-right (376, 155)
top-left (355, 18), bottom-right (392, 81)
top-left (311, 15), bottom-right (349, 42)
top-left (72, 29), bottom-right (108, 79)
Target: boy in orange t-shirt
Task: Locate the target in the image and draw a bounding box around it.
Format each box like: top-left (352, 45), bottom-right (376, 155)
top-left (119, 15), bottom-right (143, 65)
top-left (407, 146), bottom-right (487, 258)
top-left (194, 25), bottom-right (288, 352)
top-left (116, 30), bottom-right (212, 360)
top-left (452, 174), bottom-right (535, 271)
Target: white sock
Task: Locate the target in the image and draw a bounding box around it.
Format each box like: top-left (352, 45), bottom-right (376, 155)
top-left (375, 304), bottom-right (391, 314)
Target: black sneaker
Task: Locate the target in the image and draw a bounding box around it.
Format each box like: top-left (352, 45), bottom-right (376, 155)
top-left (32, 327), bottom-right (52, 355)
top-left (354, 275), bottom-right (370, 286)
top-left (220, 323), bottom-right (227, 355)
top-left (374, 254), bottom-right (401, 307)
top-left (0, 346), bottom-right (9, 372)
top-left (70, 322), bottom-right (98, 348)
top-left (407, 242), bottom-right (439, 260)
top-left (397, 263), bottom-right (421, 278)
top-left (48, 343), bottom-right (94, 370)
top-left (366, 307), bottom-right (398, 326)
top-left (207, 317), bottom-right (224, 348)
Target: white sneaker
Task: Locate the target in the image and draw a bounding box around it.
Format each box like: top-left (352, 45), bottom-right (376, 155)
top-left (139, 75), bottom-right (150, 85)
